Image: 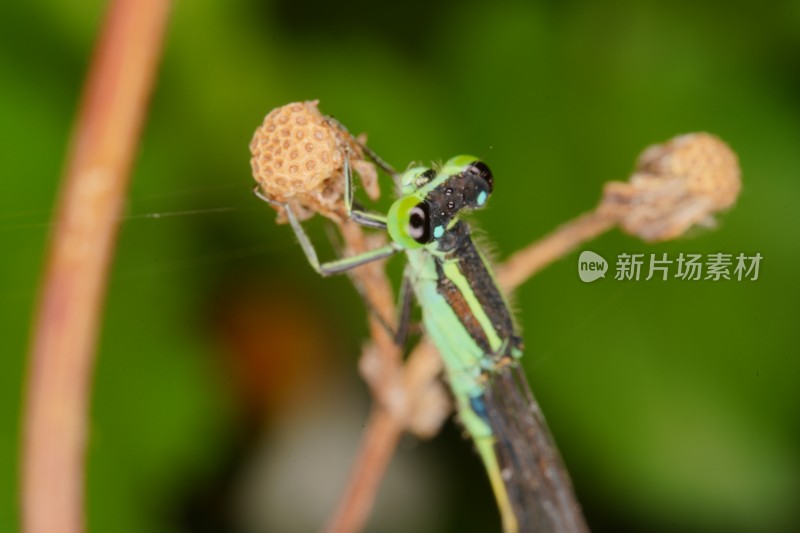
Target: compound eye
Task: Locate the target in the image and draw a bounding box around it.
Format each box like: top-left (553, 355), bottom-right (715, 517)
top-left (469, 161), bottom-right (494, 192)
top-left (408, 202), bottom-right (431, 243)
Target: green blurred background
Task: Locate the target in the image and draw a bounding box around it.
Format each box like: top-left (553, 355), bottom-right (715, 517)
top-left (2, 1), bottom-right (799, 531)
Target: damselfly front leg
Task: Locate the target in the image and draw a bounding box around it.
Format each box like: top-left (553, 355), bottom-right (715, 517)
top-left (254, 187), bottom-right (400, 275)
top-left (253, 144), bottom-right (402, 277)
top-left (254, 143), bottom-right (415, 344)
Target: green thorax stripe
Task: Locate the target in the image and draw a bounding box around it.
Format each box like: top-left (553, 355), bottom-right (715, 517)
top-left (432, 222), bottom-right (517, 358)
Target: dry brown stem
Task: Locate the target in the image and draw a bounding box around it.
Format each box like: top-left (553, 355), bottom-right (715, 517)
top-left (21, 1), bottom-right (170, 532)
top-left (250, 105), bottom-right (410, 532)
top-left (498, 210), bottom-right (617, 292)
top-left (322, 223), bottom-right (405, 533)
top-left (251, 111), bottom-right (741, 533)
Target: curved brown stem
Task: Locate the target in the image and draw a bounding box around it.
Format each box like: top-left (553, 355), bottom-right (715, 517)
top-left (498, 210), bottom-right (616, 292)
top-left (323, 408), bottom-right (404, 533)
top-left (21, 1), bottom-right (170, 532)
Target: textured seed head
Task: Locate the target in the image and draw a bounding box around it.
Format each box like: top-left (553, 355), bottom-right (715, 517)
top-left (601, 133), bottom-right (741, 242)
top-left (250, 100), bottom-right (379, 223)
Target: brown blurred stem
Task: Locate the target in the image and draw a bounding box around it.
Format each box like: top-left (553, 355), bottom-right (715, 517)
top-left (323, 222), bottom-right (405, 533)
top-left (497, 210), bottom-right (617, 292)
top-left (21, 1), bottom-right (170, 532)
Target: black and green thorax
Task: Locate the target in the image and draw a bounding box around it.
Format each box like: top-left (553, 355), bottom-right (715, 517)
top-left (432, 221), bottom-right (523, 360)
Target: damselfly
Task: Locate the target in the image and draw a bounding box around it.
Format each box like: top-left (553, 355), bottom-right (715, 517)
top-left (255, 142), bottom-right (588, 533)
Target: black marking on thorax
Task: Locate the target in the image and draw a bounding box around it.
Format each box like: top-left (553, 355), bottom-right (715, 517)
top-left (433, 222), bottom-right (519, 357)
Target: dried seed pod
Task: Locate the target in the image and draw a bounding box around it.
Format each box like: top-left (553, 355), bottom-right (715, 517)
top-left (249, 100), bottom-right (379, 223)
top-left (601, 133), bottom-right (741, 242)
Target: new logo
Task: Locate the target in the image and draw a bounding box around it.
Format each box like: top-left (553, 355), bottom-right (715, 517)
top-left (578, 251), bottom-right (608, 283)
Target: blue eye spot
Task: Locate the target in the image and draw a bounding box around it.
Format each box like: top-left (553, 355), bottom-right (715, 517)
top-left (433, 225), bottom-right (445, 238)
top-left (477, 191), bottom-right (487, 206)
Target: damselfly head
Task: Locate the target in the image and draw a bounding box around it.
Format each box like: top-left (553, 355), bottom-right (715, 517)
top-left (388, 157), bottom-right (494, 248)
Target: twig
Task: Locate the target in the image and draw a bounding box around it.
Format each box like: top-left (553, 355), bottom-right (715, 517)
top-left (323, 133), bottom-right (740, 532)
top-left (325, 340), bottom-right (446, 533)
top-left (322, 223), bottom-right (408, 533)
top-left (21, 1), bottom-right (170, 532)
top-left (251, 103), bottom-right (742, 532)
top-left (497, 210), bottom-right (616, 292)
top-left (323, 408), bottom-right (404, 533)
top-left (250, 103), bottom-right (411, 533)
